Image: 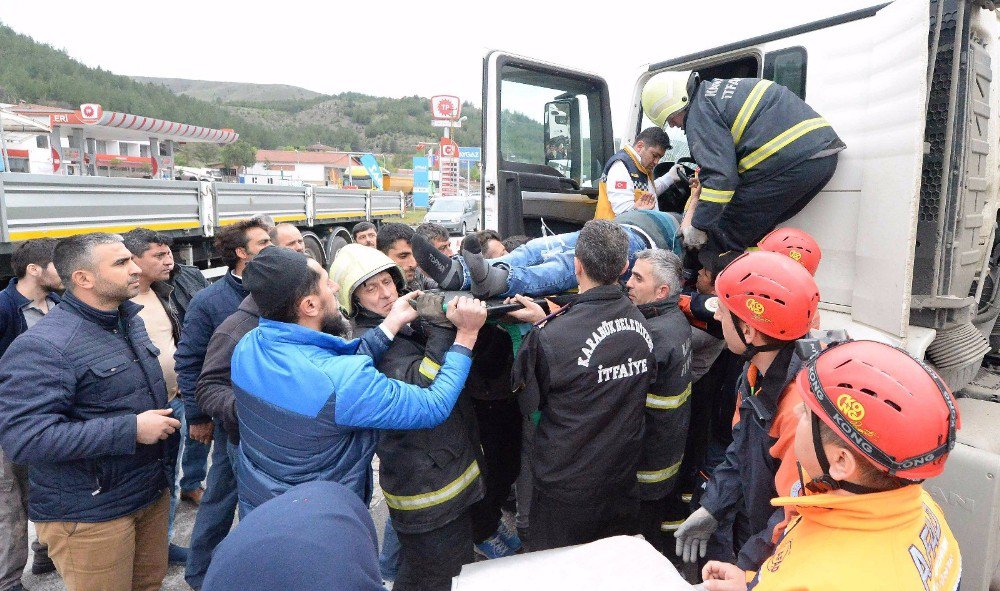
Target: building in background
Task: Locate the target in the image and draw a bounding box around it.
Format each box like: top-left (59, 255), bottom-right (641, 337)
top-left (2, 103), bottom-right (238, 179)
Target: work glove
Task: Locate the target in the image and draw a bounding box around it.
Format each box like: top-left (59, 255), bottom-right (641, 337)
top-left (409, 292), bottom-right (450, 326)
top-left (665, 163), bottom-right (688, 186)
top-left (682, 225), bottom-right (709, 249)
top-left (674, 506), bottom-right (719, 564)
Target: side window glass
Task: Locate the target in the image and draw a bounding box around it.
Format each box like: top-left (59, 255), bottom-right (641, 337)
top-left (763, 47), bottom-right (807, 100)
top-left (498, 67), bottom-right (605, 188)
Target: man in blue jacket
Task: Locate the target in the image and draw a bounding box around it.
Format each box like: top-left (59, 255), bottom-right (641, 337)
top-left (231, 247), bottom-right (487, 515)
top-left (0, 238), bottom-right (61, 591)
top-left (174, 218), bottom-right (271, 589)
top-left (0, 233), bottom-right (181, 591)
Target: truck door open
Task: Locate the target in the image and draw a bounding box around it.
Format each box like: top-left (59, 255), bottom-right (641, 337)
top-left (482, 52), bottom-right (614, 238)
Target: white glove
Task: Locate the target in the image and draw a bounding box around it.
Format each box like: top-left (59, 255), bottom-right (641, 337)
top-left (682, 225), bottom-right (709, 249)
top-left (674, 506), bottom-right (719, 564)
top-left (665, 163), bottom-right (688, 186)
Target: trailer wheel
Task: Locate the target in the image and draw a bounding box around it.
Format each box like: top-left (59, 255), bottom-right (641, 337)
top-left (324, 230), bottom-right (351, 265)
top-left (302, 231), bottom-right (326, 267)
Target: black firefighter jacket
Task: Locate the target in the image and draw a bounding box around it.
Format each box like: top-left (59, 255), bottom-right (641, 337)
top-left (353, 312), bottom-right (483, 535)
top-left (686, 77), bottom-right (845, 228)
top-left (636, 294), bottom-right (693, 501)
top-left (515, 285), bottom-right (654, 506)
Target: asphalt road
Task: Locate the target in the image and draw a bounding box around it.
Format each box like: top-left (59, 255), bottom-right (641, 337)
top-left (19, 454), bottom-right (392, 591)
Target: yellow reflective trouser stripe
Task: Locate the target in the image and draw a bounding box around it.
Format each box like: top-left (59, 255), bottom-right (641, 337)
top-left (637, 459), bottom-right (682, 484)
top-left (418, 357), bottom-right (441, 380)
top-left (661, 519), bottom-right (685, 532)
top-left (700, 187), bottom-right (735, 204)
top-left (738, 117), bottom-right (830, 173)
top-left (383, 460), bottom-right (481, 511)
top-left (646, 384), bottom-right (692, 410)
top-left (730, 80), bottom-right (773, 144)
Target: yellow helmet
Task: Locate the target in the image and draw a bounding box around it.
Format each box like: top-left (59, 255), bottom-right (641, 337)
top-left (329, 244), bottom-right (404, 317)
top-left (642, 71), bottom-right (698, 128)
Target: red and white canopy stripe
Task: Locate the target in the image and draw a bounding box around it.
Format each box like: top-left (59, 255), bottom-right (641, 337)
top-left (97, 111), bottom-right (239, 144)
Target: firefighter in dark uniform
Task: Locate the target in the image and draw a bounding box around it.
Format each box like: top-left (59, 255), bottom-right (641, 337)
top-left (507, 220), bottom-right (655, 551)
top-left (330, 244), bottom-right (485, 591)
top-left (642, 71), bottom-right (845, 260)
top-left (623, 249), bottom-right (693, 556)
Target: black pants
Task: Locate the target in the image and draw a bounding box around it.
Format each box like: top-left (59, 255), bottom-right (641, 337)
top-left (395, 511), bottom-right (474, 591)
top-left (700, 153), bottom-right (839, 257)
top-left (528, 488), bottom-right (639, 551)
top-left (638, 498), bottom-right (672, 555)
top-left (469, 397), bottom-right (522, 542)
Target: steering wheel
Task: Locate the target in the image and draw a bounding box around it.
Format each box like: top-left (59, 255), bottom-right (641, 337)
top-left (652, 157), bottom-right (699, 214)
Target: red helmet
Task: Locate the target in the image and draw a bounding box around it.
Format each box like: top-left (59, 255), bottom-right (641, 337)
top-left (758, 227), bottom-right (822, 275)
top-left (714, 251), bottom-right (819, 340)
top-left (797, 340), bottom-right (960, 481)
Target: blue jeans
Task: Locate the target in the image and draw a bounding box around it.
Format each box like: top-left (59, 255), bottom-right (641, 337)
top-left (379, 518), bottom-right (402, 581)
top-left (167, 397), bottom-right (210, 542)
top-left (459, 226), bottom-right (652, 297)
top-left (184, 423), bottom-right (240, 590)
top-left (177, 401), bottom-right (210, 493)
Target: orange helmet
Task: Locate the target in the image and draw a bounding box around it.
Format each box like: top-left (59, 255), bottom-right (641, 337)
top-left (758, 227), bottom-right (822, 275)
top-left (798, 340), bottom-right (960, 482)
top-left (715, 251), bottom-right (819, 341)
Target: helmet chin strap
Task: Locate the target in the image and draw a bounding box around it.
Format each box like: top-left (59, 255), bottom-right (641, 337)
top-left (804, 413), bottom-right (880, 495)
top-left (731, 311), bottom-right (785, 361)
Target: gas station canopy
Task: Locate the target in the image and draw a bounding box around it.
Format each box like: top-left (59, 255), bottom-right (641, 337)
top-left (47, 104), bottom-right (239, 144)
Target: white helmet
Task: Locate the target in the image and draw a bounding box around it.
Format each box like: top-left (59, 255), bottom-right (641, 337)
top-left (642, 71), bottom-right (699, 128)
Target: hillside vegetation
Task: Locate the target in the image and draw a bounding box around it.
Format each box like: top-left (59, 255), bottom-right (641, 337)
top-left (0, 23), bottom-right (543, 166)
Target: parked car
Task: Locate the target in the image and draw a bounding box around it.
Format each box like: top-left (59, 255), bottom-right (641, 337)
top-left (423, 197), bottom-right (480, 235)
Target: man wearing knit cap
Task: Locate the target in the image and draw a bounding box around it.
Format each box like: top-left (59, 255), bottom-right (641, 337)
top-left (229, 247), bottom-right (487, 513)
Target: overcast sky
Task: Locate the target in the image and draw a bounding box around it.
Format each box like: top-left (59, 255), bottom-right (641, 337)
top-left (0, 0), bottom-right (879, 132)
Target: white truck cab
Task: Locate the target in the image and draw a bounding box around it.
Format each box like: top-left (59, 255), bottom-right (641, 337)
top-left (481, 0), bottom-right (1000, 587)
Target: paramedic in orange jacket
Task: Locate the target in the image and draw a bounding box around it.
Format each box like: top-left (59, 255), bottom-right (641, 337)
top-left (701, 339), bottom-right (962, 591)
top-left (674, 251), bottom-right (819, 569)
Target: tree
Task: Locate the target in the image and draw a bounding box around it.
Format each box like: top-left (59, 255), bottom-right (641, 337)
top-left (220, 140), bottom-right (257, 172)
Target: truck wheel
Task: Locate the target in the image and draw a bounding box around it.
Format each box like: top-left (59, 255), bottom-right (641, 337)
top-left (325, 232), bottom-right (350, 264)
top-left (302, 232), bottom-right (326, 267)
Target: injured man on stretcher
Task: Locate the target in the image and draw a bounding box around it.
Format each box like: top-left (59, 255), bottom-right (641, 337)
top-left (413, 209), bottom-right (682, 300)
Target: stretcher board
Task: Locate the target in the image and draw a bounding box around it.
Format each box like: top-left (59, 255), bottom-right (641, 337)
top-left (433, 290), bottom-right (577, 319)
top-left (451, 536), bottom-right (697, 591)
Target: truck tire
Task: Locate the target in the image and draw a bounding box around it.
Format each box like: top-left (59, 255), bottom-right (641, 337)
top-left (301, 232), bottom-right (326, 267)
top-left (324, 230), bottom-right (350, 265)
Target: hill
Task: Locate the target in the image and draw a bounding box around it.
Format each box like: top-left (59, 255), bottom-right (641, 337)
top-left (0, 22), bottom-right (543, 167)
top-left (131, 76), bottom-right (323, 102)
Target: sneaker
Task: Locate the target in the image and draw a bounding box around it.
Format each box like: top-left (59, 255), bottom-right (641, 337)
top-left (30, 540), bottom-right (55, 575)
top-left (168, 543), bottom-right (189, 565)
top-left (495, 519), bottom-right (522, 553)
top-left (474, 532), bottom-right (515, 559)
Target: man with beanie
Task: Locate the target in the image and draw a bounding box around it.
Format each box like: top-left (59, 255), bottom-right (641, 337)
top-left (230, 247), bottom-right (487, 513)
